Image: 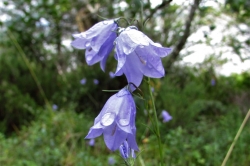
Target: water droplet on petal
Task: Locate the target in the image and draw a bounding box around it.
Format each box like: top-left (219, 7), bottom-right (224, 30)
top-left (139, 45), bottom-right (144, 48)
top-left (81, 33), bottom-right (87, 38)
top-left (119, 119), bottom-right (129, 126)
top-left (85, 42), bottom-right (91, 47)
top-left (86, 55), bottom-right (92, 61)
top-left (148, 64), bottom-right (153, 69)
top-left (91, 41), bottom-right (95, 46)
top-left (154, 43), bottom-right (162, 47)
top-left (101, 113), bottom-right (116, 126)
top-left (129, 26), bottom-right (138, 30)
top-left (103, 20), bottom-right (108, 25)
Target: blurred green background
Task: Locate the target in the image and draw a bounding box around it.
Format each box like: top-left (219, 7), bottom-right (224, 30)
top-left (0, 0), bottom-right (250, 165)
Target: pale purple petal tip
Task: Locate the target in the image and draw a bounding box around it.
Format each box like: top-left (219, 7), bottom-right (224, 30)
top-left (161, 110), bottom-right (172, 123)
top-left (89, 139), bottom-right (95, 146)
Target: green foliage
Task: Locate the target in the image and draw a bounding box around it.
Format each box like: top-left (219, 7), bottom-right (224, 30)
top-left (1, 105), bottom-right (249, 166)
top-left (0, 0), bottom-right (250, 165)
top-left (0, 81), bottom-right (37, 134)
top-left (0, 110), bottom-right (113, 166)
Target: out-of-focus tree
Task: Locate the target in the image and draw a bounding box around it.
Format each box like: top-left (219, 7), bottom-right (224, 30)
top-left (223, 0), bottom-right (250, 61)
top-left (1, 0), bottom-right (249, 134)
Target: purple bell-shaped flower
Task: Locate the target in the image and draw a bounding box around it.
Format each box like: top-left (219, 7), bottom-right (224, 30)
top-left (161, 110), bottom-right (172, 123)
top-left (85, 87), bottom-right (138, 151)
top-left (114, 26), bottom-right (172, 87)
top-left (71, 20), bottom-right (118, 71)
top-left (119, 140), bottom-right (136, 159)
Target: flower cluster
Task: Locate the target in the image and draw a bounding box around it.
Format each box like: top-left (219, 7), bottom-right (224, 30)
top-left (71, 19), bottom-right (171, 153)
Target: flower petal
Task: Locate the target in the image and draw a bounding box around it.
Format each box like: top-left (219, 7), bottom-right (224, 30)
top-left (114, 67), bottom-right (123, 76)
top-left (127, 131), bottom-right (139, 151)
top-left (116, 88), bottom-right (131, 97)
top-left (73, 20), bottom-right (116, 39)
top-left (85, 122), bottom-right (103, 139)
top-left (115, 43), bottom-right (127, 75)
top-left (134, 47), bottom-right (165, 78)
top-left (103, 126), bottom-right (127, 151)
top-left (90, 28), bottom-right (116, 52)
top-left (71, 19), bottom-right (117, 69)
top-left (150, 44), bottom-right (172, 57)
top-left (85, 87), bottom-right (138, 151)
top-left (117, 28), bottom-right (150, 55)
top-left (71, 38), bottom-right (88, 49)
top-left (94, 92), bottom-right (124, 124)
top-left (85, 48), bottom-right (101, 65)
top-left (127, 98), bottom-right (139, 151)
top-left (121, 52), bottom-right (144, 88)
top-left (117, 114), bottom-right (132, 134)
top-left (98, 32), bottom-right (116, 71)
top-left (125, 28), bottom-right (151, 46)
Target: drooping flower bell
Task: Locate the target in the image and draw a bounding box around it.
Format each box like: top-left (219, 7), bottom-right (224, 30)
top-left (71, 20), bottom-right (118, 71)
top-left (85, 87), bottom-right (138, 151)
top-left (161, 110), bottom-right (172, 123)
top-left (88, 138), bottom-right (95, 146)
top-left (119, 140), bottom-right (136, 159)
top-left (114, 26), bottom-right (172, 87)
top-left (80, 78), bottom-right (87, 85)
top-left (108, 157), bottom-right (116, 165)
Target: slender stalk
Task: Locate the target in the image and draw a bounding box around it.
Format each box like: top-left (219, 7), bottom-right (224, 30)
top-left (147, 77), bottom-right (163, 166)
top-left (7, 30), bottom-right (53, 115)
top-left (138, 155), bottom-right (146, 166)
top-left (221, 109), bottom-right (250, 166)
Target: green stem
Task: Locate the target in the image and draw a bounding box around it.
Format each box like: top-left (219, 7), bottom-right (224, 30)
top-left (7, 29), bottom-right (53, 116)
top-left (221, 108), bottom-right (250, 166)
top-left (147, 77), bottom-right (163, 166)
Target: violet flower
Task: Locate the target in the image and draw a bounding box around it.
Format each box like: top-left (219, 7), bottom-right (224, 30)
top-left (71, 20), bottom-right (118, 71)
top-left (114, 26), bottom-right (172, 87)
top-left (161, 110), bottom-right (172, 123)
top-left (80, 78), bottom-right (87, 85)
top-left (108, 157), bottom-right (116, 165)
top-left (85, 87), bottom-right (138, 151)
top-left (109, 71), bottom-right (115, 78)
top-left (52, 104), bottom-right (58, 110)
top-left (93, 79), bottom-right (99, 85)
top-left (88, 138), bottom-right (95, 146)
top-left (211, 79), bottom-right (216, 86)
top-left (119, 140), bottom-right (136, 159)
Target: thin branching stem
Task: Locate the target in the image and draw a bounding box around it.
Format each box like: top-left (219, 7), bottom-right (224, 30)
top-left (147, 77), bottom-right (163, 166)
top-left (7, 29), bottom-right (54, 116)
top-left (221, 108), bottom-right (250, 166)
